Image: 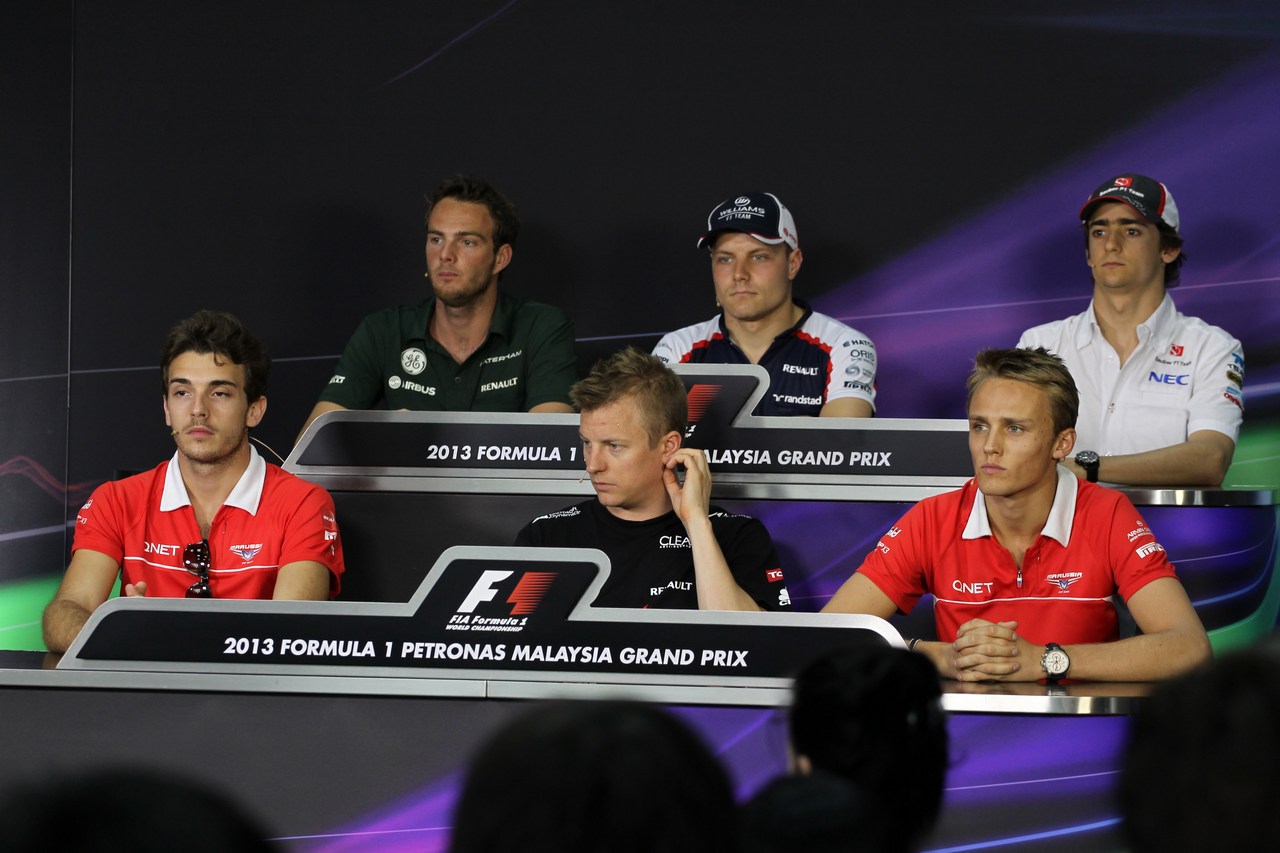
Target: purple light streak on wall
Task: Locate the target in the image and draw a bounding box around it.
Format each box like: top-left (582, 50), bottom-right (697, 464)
top-left (813, 52), bottom-right (1280, 419)
top-left (288, 776), bottom-right (459, 853)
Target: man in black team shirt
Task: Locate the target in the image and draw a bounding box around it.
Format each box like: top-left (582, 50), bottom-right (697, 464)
top-left (515, 348), bottom-right (790, 611)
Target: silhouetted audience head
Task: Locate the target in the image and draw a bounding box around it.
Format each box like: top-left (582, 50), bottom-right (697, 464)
top-left (450, 699), bottom-right (738, 853)
top-left (741, 770), bottom-right (887, 853)
top-left (789, 645), bottom-right (947, 852)
top-left (0, 766), bottom-right (271, 852)
top-left (1120, 642), bottom-right (1280, 853)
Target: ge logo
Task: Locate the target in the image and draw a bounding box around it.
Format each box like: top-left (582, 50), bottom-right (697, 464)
top-left (735, 196), bottom-right (751, 205)
top-left (400, 348), bottom-right (427, 375)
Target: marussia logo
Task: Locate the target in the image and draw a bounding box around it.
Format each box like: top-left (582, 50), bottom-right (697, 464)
top-left (458, 570), bottom-right (556, 616)
top-left (1170, 344), bottom-right (1184, 357)
top-left (230, 544), bottom-right (262, 561)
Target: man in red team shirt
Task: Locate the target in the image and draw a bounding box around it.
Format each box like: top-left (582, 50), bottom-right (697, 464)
top-left (823, 347), bottom-right (1209, 682)
top-left (43, 310), bottom-right (345, 653)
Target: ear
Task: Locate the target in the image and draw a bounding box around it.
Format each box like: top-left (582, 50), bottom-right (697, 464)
top-left (787, 247), bottom-right (804, 281)
top-left (247, 396), bottom-right (267, 429)
top-left (163, 395), bottom-right (172, 428)
top-left (659, 430), bottom-right (681, 465)
top-left (492, 243), bottom-right (513, 277)
top-left (792, 753), bottom-right (813, 776)
top-left (1161, 245), bottom-right (1182, 264)
top-left (1052, 427), bottom-right (1076, 460)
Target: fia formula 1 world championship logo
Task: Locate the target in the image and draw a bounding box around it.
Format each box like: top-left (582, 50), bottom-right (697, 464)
top-left (448, 570), bottom-right (556, 633)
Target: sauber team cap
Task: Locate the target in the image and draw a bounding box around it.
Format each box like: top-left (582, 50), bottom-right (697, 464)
top-left (1079, 174), bottom-right (1180, 234)
top-left (697, 191), bottom-right (799, 251)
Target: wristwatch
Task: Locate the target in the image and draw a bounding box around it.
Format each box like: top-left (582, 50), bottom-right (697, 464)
top-left (1074, 450), bottom-right (1100, 483)
top-left (1041, 642), bottom-right (1071, 682)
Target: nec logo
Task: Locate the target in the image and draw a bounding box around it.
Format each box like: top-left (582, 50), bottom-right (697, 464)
top-left (458, 570), bottom-right (556, 615)
top-left (1148, 372), bottom-right (1189, 386)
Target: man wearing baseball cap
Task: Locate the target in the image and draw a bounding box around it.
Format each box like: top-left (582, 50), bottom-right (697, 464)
top-left (1017, 174), bottom-right (1243, 486)
top-left (652, 192), bottom-right (877, 417)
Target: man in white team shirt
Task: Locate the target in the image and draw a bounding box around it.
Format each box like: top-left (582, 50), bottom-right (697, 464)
top-left (1018, 173), bottom-right (1243, 487)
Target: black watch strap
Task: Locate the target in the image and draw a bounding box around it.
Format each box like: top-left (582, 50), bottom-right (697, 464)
top-left (1075, 451), bottom-right (1100, 483)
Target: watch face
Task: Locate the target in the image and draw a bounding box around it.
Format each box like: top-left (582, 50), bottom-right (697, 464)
top-left (1044, 648), bottom-right (1070, 677)
top-left (1075, 451), bottom-right (1099, 467)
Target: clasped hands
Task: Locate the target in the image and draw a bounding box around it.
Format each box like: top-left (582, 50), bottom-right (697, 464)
top-left (941, 618), bottom-right (1046, 683)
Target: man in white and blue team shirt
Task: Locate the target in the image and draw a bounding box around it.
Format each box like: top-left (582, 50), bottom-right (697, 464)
top-left (653, 191), bottom-right (877, 418)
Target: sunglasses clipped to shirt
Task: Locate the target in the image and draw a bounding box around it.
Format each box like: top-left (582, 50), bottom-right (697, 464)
top-left (183, 539), bottom-right (213, 598)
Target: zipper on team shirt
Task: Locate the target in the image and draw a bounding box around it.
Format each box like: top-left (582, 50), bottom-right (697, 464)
top-left (1017, 566), bottom-right (1023, 588)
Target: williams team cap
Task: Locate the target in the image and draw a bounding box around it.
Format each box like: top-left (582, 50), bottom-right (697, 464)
top-left (697, 191), bottom-right (799, 251)
top-left (1079, 174), bottom-right (1180, 234)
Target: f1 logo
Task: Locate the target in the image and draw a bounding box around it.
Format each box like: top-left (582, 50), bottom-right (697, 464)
top-left (458, 570), bottom-right (512, 613)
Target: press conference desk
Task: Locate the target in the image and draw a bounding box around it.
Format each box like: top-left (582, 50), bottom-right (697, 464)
top-left (0, 650), bottom-right (1149, 853)
top-left (0, 545), bottom-right (1160, 853)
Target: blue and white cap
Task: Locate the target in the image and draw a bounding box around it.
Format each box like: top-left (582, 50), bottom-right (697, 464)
top-left (697, 191), bottom-right (799, 251)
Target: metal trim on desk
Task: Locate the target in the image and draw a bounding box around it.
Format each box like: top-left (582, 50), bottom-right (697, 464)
top-left (1115, 486), bottom-right (1276, 507)
top-left (0, 664), bottom-right (1152, 715)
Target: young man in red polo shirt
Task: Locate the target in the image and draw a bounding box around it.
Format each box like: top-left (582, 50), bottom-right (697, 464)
top-left (43, 310), bottom-right (345, 653)
top-left (823, 347), bottom-right (1209, 682)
